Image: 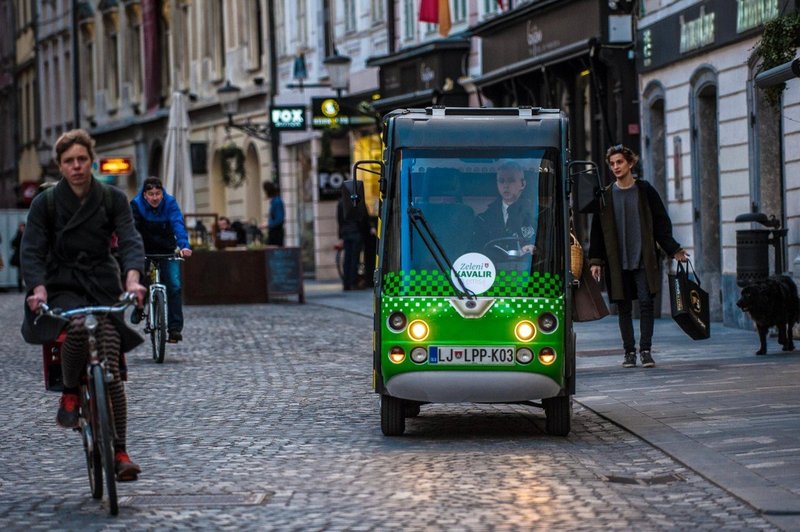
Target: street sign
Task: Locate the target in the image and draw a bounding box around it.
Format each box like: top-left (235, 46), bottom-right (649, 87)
top-left (98, 157), bottom-right (133, 175)
top-left (270, 106), bottom-right (306, 130)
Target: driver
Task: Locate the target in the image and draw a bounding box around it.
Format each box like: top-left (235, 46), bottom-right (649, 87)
top-left (473, 160), bottom-right (536, 255)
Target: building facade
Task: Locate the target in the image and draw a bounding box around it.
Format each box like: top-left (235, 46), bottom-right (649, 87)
top-left (0, 0), bottom-right (17, 208)
top-left (637, 0), bottom-right (800, 327)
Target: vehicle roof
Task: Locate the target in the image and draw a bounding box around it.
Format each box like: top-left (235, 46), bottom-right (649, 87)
top-left (386, 107), bottom-right (564, 150)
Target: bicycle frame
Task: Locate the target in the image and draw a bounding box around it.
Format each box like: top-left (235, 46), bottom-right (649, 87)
top-left (37, 294), bottom-right (136, 516)
top-left (145, 261), bottom-right (168, 334)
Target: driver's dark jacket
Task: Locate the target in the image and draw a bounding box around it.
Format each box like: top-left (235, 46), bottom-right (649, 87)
top-left (20, 177), bottom-right (145, 350)
top-left (473, 198), bottom-right (536, 249)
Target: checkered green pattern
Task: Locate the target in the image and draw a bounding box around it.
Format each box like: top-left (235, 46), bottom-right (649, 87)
top-left (383, 270), bottom-right (563, 298)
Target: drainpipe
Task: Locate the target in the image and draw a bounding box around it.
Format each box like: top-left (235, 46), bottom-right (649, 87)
top-left (267, 0), bottom-right (280, 186)
top-left (71, 0), bottom-right (80, 128)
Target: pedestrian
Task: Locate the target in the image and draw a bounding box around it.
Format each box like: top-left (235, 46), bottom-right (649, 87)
top-left (10, 222), bottom-right (25, 291)
top-left (129, 176), bottom-right (193, 343)
top-left (337, 195), bottom-right (368, 291)
top-left (263, 181), bottom-right (285, 246)
top-left (588, 144), bottom-right (689, 369)
top-left (20, 128), bottom-right (146, 480)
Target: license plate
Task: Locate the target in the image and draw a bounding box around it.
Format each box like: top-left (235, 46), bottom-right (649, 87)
top-left (429, 346), bottom-right (515, 365)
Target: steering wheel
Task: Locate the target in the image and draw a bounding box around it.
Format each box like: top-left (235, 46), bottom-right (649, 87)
top-left (483, 237), bottom-right (531, 259)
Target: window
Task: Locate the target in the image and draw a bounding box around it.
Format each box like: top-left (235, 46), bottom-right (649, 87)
top-left (371, 0), bottom-right (385, 23)
top-left (403, 0), bottom-right (415, 40)
top-left (274, 0), bottom-right (286, 57)
top-left (246, 0), bottom-right (263, 70)
top-left (483, 0), bottom-right (501, 17)
top-left (453, 0), bottom-right (467, 23)
top-left (344, 0), bottom-right (356, 32)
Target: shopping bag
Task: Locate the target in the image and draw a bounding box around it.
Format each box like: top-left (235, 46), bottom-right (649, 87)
top-left (668, 260), bottom-right (710, 340)
top-left (572, 262), bottom-right (610, 322)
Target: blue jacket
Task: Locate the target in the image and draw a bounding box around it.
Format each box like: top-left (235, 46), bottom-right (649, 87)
top-left (131, 189), bottom-right (190, 253)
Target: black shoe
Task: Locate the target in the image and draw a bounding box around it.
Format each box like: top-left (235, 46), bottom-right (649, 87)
top-left (130, 309), bottom-right (144, 325)
top-left (56, 393), bottom-right (80, 429)
top-left (168, 330), bottom-right (182, 343)
top-left (640, 350), bottom-right (656, 368)
top-left (622, 351), bottom-right (637, 368)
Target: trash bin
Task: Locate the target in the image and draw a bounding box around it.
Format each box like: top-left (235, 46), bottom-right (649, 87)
top-left (736, 229), bottom-right (770, 287)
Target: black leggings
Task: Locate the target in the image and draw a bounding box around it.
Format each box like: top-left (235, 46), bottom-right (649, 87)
top-left (60, 317), bottom-right (128, 449)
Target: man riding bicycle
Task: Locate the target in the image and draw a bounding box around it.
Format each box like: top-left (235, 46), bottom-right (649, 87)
top-left (20, 129), bottom-right (147, 481)
top-left (129, 177), bottom-right (192, 342)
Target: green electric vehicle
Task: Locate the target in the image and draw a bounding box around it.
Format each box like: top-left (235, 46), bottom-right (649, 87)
top-left (347, 107), bottom-right (599, 437)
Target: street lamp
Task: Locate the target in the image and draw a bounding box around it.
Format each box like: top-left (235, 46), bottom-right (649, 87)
top-left (37, 141), bottom-right (53, 178)
top-left (217, 80), bottom-right (272, 142)
top-left (323, 53), bottom-right (352, 98)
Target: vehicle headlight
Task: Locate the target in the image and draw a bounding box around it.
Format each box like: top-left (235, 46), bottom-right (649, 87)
top-left (387, 311), bottom-right (407, 332)
top-left (514, 320), bottom-right (536, 342)
top-left (516, 347), bottom-right (533, 364)
top-left (410, 347), bottom-right (428, 363)
top-left (408, 320), bottom-right (429, 341)
top-left (537, 312), bottom-right (558, 333)
top-left (538, 347), bottom-right (557, 365)
top-left (388, 346), bottom-right (406, 364)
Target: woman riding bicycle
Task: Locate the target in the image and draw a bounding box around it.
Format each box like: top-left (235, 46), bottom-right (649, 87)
top-left (129, 177), bottom-right (192, 343)
top-left (20, 129), bottom-right (147, 482)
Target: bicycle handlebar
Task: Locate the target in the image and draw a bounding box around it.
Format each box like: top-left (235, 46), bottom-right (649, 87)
top-left (37, 292), bottom-right (138, 321)
top-left (145, 253), bottom-right (185, 261)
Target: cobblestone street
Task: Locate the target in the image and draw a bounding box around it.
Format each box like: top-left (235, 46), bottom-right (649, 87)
top-left (0, 291), bottom-right (779, 530)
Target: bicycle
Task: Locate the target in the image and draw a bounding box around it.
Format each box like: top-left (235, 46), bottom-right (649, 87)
top-left (142, 254), bottom-right (182, 363)
top-left (37, 293), bottom-right (137, 516)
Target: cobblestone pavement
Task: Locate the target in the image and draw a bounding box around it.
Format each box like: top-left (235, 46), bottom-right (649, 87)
top-left (0, 291), bottom-right (779, 530)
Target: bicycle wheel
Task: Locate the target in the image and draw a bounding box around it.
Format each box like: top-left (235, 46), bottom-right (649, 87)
top-left (151, 291), bottom-right (167, 363)
top-left (80, 386), bottom-right (103, 499)
top-left (92, 365), bottom-right (118, 515)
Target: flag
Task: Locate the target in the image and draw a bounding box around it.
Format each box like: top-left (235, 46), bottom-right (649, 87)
top-left (419, 0), bottom-right (452, 37)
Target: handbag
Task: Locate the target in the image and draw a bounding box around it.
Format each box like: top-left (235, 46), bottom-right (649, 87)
top-left (570, 232), bottom-right (583, 278)
top-left (668, 260), bottom-right (710, 340)
top-left (572, 261), bottom-right (610, 322)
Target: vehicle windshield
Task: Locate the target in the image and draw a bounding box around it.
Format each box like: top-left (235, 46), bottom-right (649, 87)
top-left (382, 148), bottom-right (565, 298)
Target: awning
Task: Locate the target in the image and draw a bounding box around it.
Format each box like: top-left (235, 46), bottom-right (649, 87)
top-left (471, 39), bottom-right (592, 89)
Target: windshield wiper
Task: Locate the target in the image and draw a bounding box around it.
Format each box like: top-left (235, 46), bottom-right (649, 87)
top-left (408, 205), bottom-right (476, 300)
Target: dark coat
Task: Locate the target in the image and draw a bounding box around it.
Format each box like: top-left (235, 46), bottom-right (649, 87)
top-left (473, 198), bottom-right (536, 249)
top-left (20, 178), bottom-right (145, 351)
top-left (588, 179), bottom-right (681, 302)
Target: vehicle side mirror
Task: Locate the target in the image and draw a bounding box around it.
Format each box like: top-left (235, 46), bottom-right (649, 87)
top-left (341, 179), bottom-right (368, 221)
top-left (569, 160), bottom-right (604, 214)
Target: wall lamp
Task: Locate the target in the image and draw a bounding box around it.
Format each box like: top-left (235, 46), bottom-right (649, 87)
top-left (287, 53), bottom-right (352, 99)
top-left (217, 81), bottom-right (272, 142)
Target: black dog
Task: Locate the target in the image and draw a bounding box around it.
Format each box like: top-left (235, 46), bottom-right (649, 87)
top-left (736, 275), bottom-right (799, 355)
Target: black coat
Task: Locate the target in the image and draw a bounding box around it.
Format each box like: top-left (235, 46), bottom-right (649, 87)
top-left (473, 198), bottom-right (536, 249)
top-left (20, 178), bottom-right (145, 350)
top-left (588, 179), bottom-right (681, 302)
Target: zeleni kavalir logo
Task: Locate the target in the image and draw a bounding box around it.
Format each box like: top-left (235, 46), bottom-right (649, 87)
top-left (450, 253), bottom-right (496, 295)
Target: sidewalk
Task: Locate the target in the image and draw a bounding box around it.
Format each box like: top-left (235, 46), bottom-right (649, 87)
top-left (305, 281), bottom-right (800, 529)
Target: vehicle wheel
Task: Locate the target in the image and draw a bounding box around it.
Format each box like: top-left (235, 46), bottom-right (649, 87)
top-left (81, 388), bottom-right (103, 499)
top-left (92, 366), bottom-right (118, 515)
top-left (381, 395), bottom-right (406, 436)
top-left (543, 396), bottom-right (571, 437)
top-left (151, 292), bottom-right (166, 363)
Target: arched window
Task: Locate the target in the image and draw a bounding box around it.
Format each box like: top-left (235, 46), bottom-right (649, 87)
top-left (642, 81), bottom-right (668, 201)
top-left (689, 65), bottom-right (721, 320)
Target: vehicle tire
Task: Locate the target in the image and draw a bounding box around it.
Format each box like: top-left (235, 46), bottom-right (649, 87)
top-left (543, 396), bottom-right (571, 437)
top-left (380, 395), bottom-right (406, 436)
top-left (404, 402), bottom-right (421, 418)
top-left (81, 387), bottom-right (103, 499)
top-left (92, 366), bottom-right (118, 515)
top-left (151, 291), bottom-right (166, 364)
